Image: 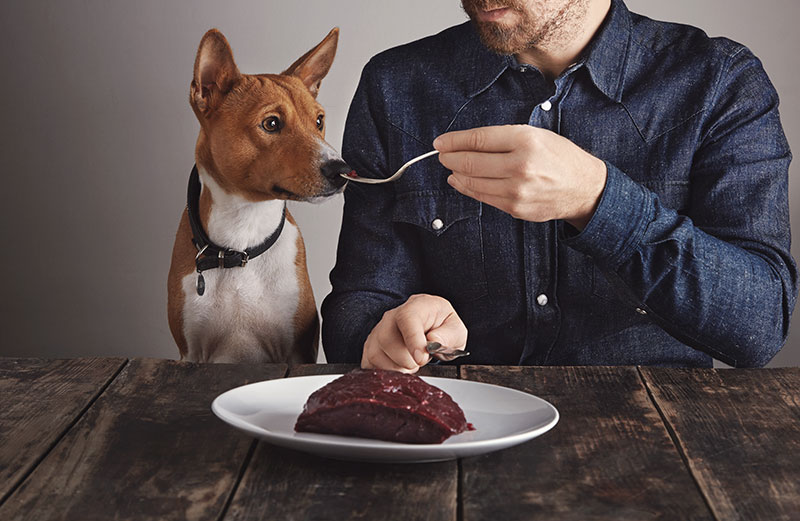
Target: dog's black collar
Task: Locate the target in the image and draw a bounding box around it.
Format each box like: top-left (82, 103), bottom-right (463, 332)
top-left (187, 165), bottom-right (286, 274)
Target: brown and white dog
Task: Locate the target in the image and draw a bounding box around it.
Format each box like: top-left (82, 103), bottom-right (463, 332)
top-left (167, 28), bottom-right (349, 364)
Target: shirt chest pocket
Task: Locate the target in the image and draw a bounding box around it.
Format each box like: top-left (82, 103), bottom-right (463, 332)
top-left (392, 191), bottom-right (488, 303)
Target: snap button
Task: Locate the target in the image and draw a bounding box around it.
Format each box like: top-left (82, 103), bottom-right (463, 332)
top-left (431, 218), bottom-right (444, 231)
top-left (540, 100), bottom-right (553, 111)
top-left (536, 294), bottom-right (548, 306)
top-left (635, 307), bottom-right (647, 315)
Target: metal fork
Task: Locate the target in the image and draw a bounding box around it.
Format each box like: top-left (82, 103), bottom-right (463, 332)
top-left (341, 150), bottom-right (440, 184)
top-left (426, 341), bottom-right (470, 362)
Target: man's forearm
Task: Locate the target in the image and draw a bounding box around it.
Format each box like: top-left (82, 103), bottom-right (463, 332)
top-left (321, 291), bottom-right (395, 363)
top-left (563, 164), bottom-right (797, 367)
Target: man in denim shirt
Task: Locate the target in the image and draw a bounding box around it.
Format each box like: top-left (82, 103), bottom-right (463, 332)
top-left (321, 0), bottom-right (797, 370)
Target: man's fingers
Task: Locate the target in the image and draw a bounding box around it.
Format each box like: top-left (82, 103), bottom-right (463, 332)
top-left (447, 174), bottom-right (518, 213)
top-left (427, 309), bottom-right (468, 350)
top-left (438, 150), bottom-right (511, 178)
top-left (362, 295), bottom-right (468, 373)
top-left (364, 348), bottom-right (418, 374)
top-left (396, 295), bottom-right (465, 363)
top-left (447, 173), bottom-right (508, 198)
top-left (433, 125), bottom-right (525, 153)
top-left (363, 313), bottom-right (420, 371)
top-left (384, 341), bottom-right (421, 371)
top-left (394, 311), bottom-right (430, 365)
top-left (380, 322), bottom-right (421, 370)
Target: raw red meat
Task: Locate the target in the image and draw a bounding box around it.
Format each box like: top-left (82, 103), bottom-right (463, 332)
top-left (294, 369), bottom-right (474, 444)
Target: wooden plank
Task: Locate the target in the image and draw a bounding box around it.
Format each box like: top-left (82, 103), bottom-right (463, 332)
top-left (460, 365), bottom-right (714, 521)
top-left (0, 359), bottom-right (286, 521)
top-left (641, 367), bottom-right (800, 521)
top-left (287, 362), bottom-right (457, 378)
top-left (287, 362), bottom-right (358, 376)
top-left (222, 363), bottom-right (459, 521)
top-left (0, 357), bottom-right (126, 504)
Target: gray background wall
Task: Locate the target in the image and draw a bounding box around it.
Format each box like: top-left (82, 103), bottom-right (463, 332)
top-left (1, 0), bottom-right (798, 367)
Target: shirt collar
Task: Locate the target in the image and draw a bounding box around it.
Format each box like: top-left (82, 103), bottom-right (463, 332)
top-left (464, 0), bottom-right (632, 102)
top-left (582, 0), bottom-right (631, 102)
top-left (465, 23), bottom-right (512, 98)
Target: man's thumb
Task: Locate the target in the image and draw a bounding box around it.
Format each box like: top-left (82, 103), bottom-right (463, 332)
top-left (426, 317), bottom-right (468, 350)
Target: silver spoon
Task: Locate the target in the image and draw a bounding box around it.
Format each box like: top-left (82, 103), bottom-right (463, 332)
top-left (426, 341), bottom-right (470, 362)
top-left (342, 150), bottom-right (440, 184)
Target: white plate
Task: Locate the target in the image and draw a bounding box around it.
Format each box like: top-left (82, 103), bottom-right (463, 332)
top-left (211, 374), bottom-right (559, 463)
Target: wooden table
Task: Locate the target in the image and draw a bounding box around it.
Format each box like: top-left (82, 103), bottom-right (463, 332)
top-left (0, 358), bottom-right (798, 520)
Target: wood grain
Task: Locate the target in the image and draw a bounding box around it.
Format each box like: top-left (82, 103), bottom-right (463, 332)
top-left (5, 360), bottom-right (793, 520)
top-left (459, 365), bottom-right (714, 521)
top-left (222, 363), bottom-right (459, 521)
top-left (641, 367), bottom-right (800, 521)
top-left (0, 359), bottom-right (286, 521)
top-left (287, 363), bottom-right (459, 379)
top-left (0, 357), bottom-right (126, 504)
top-left (287, 363), bottom-right (358, 377)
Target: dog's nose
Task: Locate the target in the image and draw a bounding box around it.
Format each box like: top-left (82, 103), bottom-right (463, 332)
top-left (321, 159), bottom-right (351, 187)
top-left (321, 159), bottom-right (351, 180)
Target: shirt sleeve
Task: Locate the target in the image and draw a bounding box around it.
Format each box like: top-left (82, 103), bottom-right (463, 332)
top-left (561, 47), bottom-right (798, 367)
top-left (320, 61), bottom-right (425, 363)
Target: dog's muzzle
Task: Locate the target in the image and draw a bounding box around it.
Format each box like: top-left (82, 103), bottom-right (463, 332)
top-left (320, 159), bottom-right (351, 188)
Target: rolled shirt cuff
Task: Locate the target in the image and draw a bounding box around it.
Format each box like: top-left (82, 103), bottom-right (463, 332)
top-left (560, 161), bottom-right (653, 269)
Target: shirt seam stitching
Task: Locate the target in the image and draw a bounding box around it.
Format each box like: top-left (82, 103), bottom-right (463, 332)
top-left (703, 46), bottom-right (745, 144)
top-left (383, 117), bottom-right (431, 148)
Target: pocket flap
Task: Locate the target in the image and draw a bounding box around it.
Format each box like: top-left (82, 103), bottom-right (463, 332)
top-left (392, 191), bottom-right (482, 237)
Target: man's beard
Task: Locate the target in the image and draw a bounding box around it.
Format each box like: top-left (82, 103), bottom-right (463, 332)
top-left (474, 18), bottom-right (540, 55)
top-left (461, 0), bottom-right (585, 55)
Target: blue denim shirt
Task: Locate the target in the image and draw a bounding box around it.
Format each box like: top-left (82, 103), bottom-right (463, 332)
top-left (321, 0), bottom-right (797, 367)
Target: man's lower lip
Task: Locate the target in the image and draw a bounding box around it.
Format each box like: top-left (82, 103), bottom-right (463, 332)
top-left (476, 7), bottom-right (511, 22)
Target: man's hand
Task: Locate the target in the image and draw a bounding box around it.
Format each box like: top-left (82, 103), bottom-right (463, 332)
top-left (434, 125), bottom-right (608, 230)
top-left (362, 294), bottom-right (468, 373)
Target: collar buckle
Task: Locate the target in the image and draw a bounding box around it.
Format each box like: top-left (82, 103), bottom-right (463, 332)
top-left (187, 165), bottom-right (286, 273)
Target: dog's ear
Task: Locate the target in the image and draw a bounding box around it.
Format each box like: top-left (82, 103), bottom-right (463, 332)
top-left (191, 29), bottom-right (242, 114)
top-left (283, 28), bottom-right (339, 98)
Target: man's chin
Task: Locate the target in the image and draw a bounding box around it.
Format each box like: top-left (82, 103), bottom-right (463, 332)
top-left (473, 21), bottom-right (527, 55)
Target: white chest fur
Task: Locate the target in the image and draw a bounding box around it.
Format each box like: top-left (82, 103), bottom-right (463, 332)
top-left (180, 170), bottom-right (300, 363)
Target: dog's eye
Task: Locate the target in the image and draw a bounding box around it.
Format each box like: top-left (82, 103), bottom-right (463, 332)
top-left (261, 116), bottom-right (281, 133)
top-left (316, 114), bottom-right (324, 131)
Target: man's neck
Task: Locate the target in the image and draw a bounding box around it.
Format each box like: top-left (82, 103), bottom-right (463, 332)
top-left (515, 0), bottom-right (611, 80)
